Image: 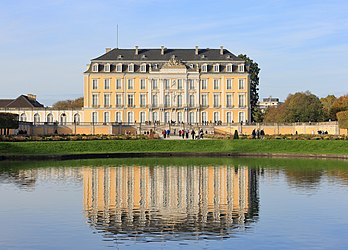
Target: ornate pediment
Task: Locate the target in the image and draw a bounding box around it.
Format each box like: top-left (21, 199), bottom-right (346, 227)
top-left (162, 56), bottom-right (186, 69)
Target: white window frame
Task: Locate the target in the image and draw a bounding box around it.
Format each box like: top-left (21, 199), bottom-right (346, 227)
top-left (116, 79), bottom-right (122, 90)
top-left (128, 94), bottom-right (134, 107)
top-left (92, 94), bottom-right (99, 107)
top-left (238, 94), bottom-right (245, 107)
top-left (140, 94), bottom-right (146, 107)
top-left (128, 63), bottom-right (134, 72)
top-left (152, 94), bottom-right (158, 107)
top-left (116, 63), bottom-right (122, 72)
top-left (92, 63), bottom-right (98, 72)
top-left (214, 64), bottom-right (220, 72)
top-left (201, 64), bottom-right (207, 72)
top-left (238, 64), bottom-right (244, 72)
top-left (177, 95), bottom-right (182, 107)
top-left (238, 79), bottom-right (245, 90)
top-left (202, 112), bottom-right (207, 123)
top-left (104, 93), bottom-right (110, 107)
top-left (116, 94), bottom-right (122, 107)
top-left (213, 79), bottom-right (220, 90)
top-left (226, 64), bottom-right (233, 72)
top-left (92, 79), bottom-right (98, 90)
top-left (189, 79), bottom-right (194, 90)
top-left (177, 79), bottom-right (183, 89)
top-left (104, 63), bottom-right (110, 72)
top-left (127, 79), bottom-right (134, 90)
top-left (201, 94), bottom-right (208, 107)
top-left (115, 112), bottom-right (122, 122)
top-left (152, 79), bottom-right (158, 89)
top-left (104, 79), bottom-right (110, 90)
top-left (140, 63), bottom-right (146, 72)
top-left (201, 79), bottom-right (207, 90)
top-left (214, 94), bottom-right (220, 108)
top-left (226, 112), bottom-right (232, 123)
top-left (140, 79), bottom-right (146, 90)
top-left (92, 112), bottom-right (98, 124)
top-left (104, 112), bottom-right (110, 124)
top-left (226, 79), bottom-right (232, 90)
top-left (127, 112), bottom-right (134, 124)
top-left (226, 94), bottom-right (232, 108)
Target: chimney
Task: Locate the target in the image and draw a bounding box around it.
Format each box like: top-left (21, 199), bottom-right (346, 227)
top-left (220, 46), bottom-right (224, 55)
top-left (105, 48), bottom-right (111, 53)
top-left (161, 45), bottom-right (165, 55)
top-left (135, 46), bottom-right (139, 55)
top-left (27, 94), bottom-right (36, 101)
top-left (195, 46), bottom-right (199, 55)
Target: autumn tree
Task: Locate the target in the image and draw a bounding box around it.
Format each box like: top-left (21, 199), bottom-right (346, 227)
top-left (320, 95), bottom-right (337, 121)
top-left (331, 94), bottom-right (348, 116)
top-left (52, 97), bottom-right (83, 109)
top-left (337, 111), bottom-right (348, 132)
top-left (238, 54), bottom-right (260, 122)
top-left (263, 105), bottom-right (285, 123)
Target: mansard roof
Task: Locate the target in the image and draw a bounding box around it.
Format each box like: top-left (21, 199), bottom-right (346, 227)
top-left (92, 48), bottom-right (244, 62)
top-left (0, 95), bottom-right (44, 108)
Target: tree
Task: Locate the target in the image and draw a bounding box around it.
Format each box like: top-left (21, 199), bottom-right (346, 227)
top-left (331, 94), bottom-right (348, 116)
top-left (336, 111), bottom-right (348, 132)
top-left (282, 91), bottom-right (323, 122)
top-left (263, 105), bottom-right (285, 123)
top-left (320, 95), bottom-right (337, 121)
top-left (252, 106), bottom-right (264, 123)
top-left (0, 113), bottom-right (19, 135)
top-left (238, 54), bottom-right (260, 122)
top-left (52, 97), bottom-right (84, 109)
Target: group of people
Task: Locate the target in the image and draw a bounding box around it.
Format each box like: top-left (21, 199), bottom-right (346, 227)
top-left (178, 129), bottom-right (205, 139)
top-left (251, 129), bottom-right (265, 139)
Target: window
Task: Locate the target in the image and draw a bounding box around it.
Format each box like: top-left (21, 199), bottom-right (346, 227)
top-left (213, 79), bottom-right (220, 90)
top-left (140, 63), bottom-right (146, 72)
top-left (92, 94), bottom-right (99, 107)
top-left (74, 114), bottom-right (80, 125)
top-left (214, 94), bottom-right (220, 108)
top-left (177, 112), bottom-right (183, 123)
top-left (20, 113), bottom-right (27, 122)
top-left (201, 64), bottom-right (207, 72)
top-left (202, 112), bottom-right (207, 123)
top-left (226, 64), bottom-right (232, 72)
top-left (189, 112), bottom-right (195, 124)
top-left (214, 64), bottom-right (220, 72)
top-left (127, 112), bottom-right (134, 124)
top-left (92, 64), bottom-right (98, 72)
top-left (104, 112), bottom-right (110, 124)
top-left (116, 94), bottom-right (122, 107)
top-left (214, 112), bottom-right (220, 123)
top-left (140, 94), bottom-right (146, 107)
top-left (140, 112), bottom-right (146, 123)
top-left (140, 79), bottom-right (146, 90)
top-left (189, 95), bottom-right (195, 107)
top-left (92, 79), bottom-right (98, 89)
top-left (104, 79), bottom-right (110, 90)
top-left (152, 95), bottom-right (158, 107)
top-left (238, 94), bottom-right (245, 107)
top-left (127, 79), bottom-right (134, 90)
top-left (92, 112), bottom-right (97, 124)
top-left (226, 94), bottom-right (232, 107)
top-left (47, 113), bottom-right (54, 124)
top-left (116, 63), bottom-right (122, 72)
top-left (238, 79), bottom-right (245, 90)
top-left (152, 79), bottom-right (158, 89)
top-left (128, 94), bottom-right (134, 107)
top-left (201, 94), bottom-right (208, 107)
top-left (238, 64), bottom-right (244, 72)
top-left (104, 94), bottom-right (110, 107)
top-left (60, 113), bottom-right (67, 125)
top-left (115, 112), bottom-right (122, 122)
top-left (177, 79), bottom-right (182, 89)
top-left (164, 95), bottom-right (170, 107)
top-left (164, 112), bottom-right (170, 123)
top-left (189, 79), bottom-right (194, 90)
top-left (116, 79), bottom-right (122, 90)
top-left (104, 64), bottom-right (110, 72)
top-left (201, 79), bottom-right (207, 90)
top-left (177, 95), bottom-right (182, 107)
top-left (238, 112), bottom-right (245, 122)
top-left (226, 112), bottom-right (232, 124)
top-left (164, 79), bottom-right (170, 89)
top-left (226, 79), bottom-right (232, 90)
top-left (34, 113), bottom-right (40, 125)
top-left (128, 64), bottom-right (134, 72)
top-left (152, 112), bottom-right (158, 122)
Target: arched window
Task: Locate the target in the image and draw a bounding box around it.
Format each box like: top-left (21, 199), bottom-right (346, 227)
top-left (60, 113), bottom-right (67, 125)
top-left (115, 112), bottom-right (122, 123)
top-left (127, 112), bottom-right (134, 124)
top-left (140, 112), bottom-right (146, 123)
top-left (74, 113), bottom-right (80, 125)
top-left (47, 113), bottom-right (54, 124)
top-left (34, 113), bottom-right (40, 125)
top-left (20, 113), bottom-right (27, 122)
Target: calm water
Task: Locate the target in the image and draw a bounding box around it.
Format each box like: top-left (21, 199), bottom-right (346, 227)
top-left (0, 158), bottom-right (347, 250)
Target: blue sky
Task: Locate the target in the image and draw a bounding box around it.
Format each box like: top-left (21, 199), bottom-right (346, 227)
top-left (1, 0), bottom-right (347, 105)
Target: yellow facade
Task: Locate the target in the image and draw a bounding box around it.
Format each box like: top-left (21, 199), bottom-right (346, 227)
top-left (83, 46), bottom-right (251, 125)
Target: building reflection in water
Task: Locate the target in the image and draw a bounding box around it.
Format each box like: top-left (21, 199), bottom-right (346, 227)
top-left (83, 165), bottom-right (259, 241)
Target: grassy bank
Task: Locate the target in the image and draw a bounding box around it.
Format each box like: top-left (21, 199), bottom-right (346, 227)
top-left (0, 139), bottom-right (347, 156)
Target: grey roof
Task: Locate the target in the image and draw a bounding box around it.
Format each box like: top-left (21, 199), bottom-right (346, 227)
top-left (0, 95), bottom-right (44, 108)
top-left (92, 48), bottom-right (244, 62)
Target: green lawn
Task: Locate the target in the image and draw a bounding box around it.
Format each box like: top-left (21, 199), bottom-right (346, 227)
top-left (0, 139), bottom-right (347, 155)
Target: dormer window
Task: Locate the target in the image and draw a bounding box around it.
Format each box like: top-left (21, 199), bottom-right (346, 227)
top-left (189, 64), bottom-right (194, 69)
top-left (226, 64), bottom-right (233, 72)
top-left (214, 64), bottom-right (220, 72)
top-left (104, 63), bottom-right (110, 72)
top-left (238, 64), bottom-right (244, 72)
top-left (153, 64), bottom-right (158, 69)
top-left (128, 64), bottom-right (134, 72)
top-left (117, 55), bottom-right (123, 59)
top-left (116, 63), bottom-right (122, 72)
top-left (92, 63), bottom-right (98, 72)
top-left (201, 64), bottom-right (207, 72)
top-left (140, 63), bottom-right (146, 72)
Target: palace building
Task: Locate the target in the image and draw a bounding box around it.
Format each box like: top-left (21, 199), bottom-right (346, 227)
top-left (83, 46), bottom-right (251, 125)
